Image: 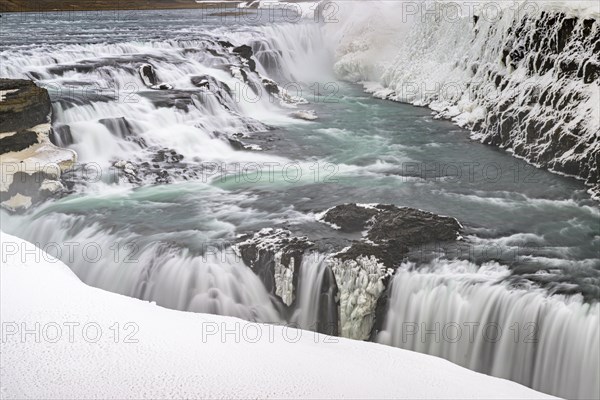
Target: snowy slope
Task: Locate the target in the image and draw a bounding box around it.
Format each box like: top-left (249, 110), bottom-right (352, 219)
top-left (0, 232), bottom-right (557, 399)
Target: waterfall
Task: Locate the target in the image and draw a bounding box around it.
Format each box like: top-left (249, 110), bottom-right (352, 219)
top-left (377, 260), bottom-right (600, 399)
top-left (291, 253), bottom-right (338, 335)
top-left (0, 22), bottom-right (327, 179)
top-left (1, 6), bottom-right (599, 399)
top-left (0, 205), bottom-right (281, 323)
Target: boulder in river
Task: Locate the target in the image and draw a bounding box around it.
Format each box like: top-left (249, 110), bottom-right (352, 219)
top-left (319, 203), bottom-right (462, 340)
top-left (139, 64), bottom-right (173, 90)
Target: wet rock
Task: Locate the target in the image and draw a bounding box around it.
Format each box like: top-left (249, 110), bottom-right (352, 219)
top-left (262, 78), bottom-right (280, 95)
top-left (217, 40), bottom-right (234, 48)
top-left (152, 148), bottom-right (184, 164)
top-left (190, 75), bottom-right (235, 111)
top-left (0, 79), bottom-right (51, 132)
top-left (232, 44), bottom-right (253, 60)
top-left (320, 204), bottom-right (462, 268)
top-left (50, 124), bottom-right (74, 147)
top-left (0, 130), bottom-right (38, 153)
top-left (139, 63), bottom-right (159, 86)
top-left (320, 203), bottom-right (379, 232)
top-left (367, 204), bottom-right (462, 245)
top-left (237, 228), bottom-right (314, 308)
top-left (236, 228), bottom-right (339, 335)
top-left (232, 45), bottom-right (257, 72)
top-left (139, 64), bottom-right (173, 90)
top-left (227, 137), bottom-right (262, 151)
top-left (239, 204), bottom-right (463, 340)
top-left (112, 148), bottom-right (199, 186)
top-left (0, 79), bottom-right (76, 212)
top-left (99, 117), bottom-right (133, 137)
top-left (323, 204), bottom-right (461, 340)
top-left (583, 59), bottom-right (599, 84)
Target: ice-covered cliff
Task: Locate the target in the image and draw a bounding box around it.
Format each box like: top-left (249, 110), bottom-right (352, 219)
top-left (326, 0), bottom-right (600, 198)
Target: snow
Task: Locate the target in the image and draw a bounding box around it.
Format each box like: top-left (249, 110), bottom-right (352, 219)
top-left (1, 231), bottom-right (557, 399)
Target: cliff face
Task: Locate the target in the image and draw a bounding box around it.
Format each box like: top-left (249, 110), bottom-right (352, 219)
top-left (0, 79), bottom-right (77, 211)
top-left (469, 11), bottom-right (600, 197)
top-left (330, 2), bottom-right (600, 198)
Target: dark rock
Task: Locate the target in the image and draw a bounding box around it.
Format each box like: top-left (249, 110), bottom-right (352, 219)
top-left (112, 147), bottom-right (199, 186)
top-left (190, 76), bottom-right (210, 89)
top-left (237, 228), bottom-right (314, 307)
top-left (320, 204), bottom-right (462, 268)
top-left (320, 203), bottom-right (378, 232)
top-left (366, 205), bottom-right (462, 246)
top-left (336, 240), bottom-right (409, 269)
top-left (232, 44), bottom-right (253, 60)
top-left (138, 90), bottom-right (197, 111)
top-left (236, 228), bottom-right (339, 335)
top-left (557, 17), bottom-right (576, 52)
top-left (0, 79), bottom-right (51, 132)
top-left (50, 124), bottom-right (74, 147)
top-left (0, 130), bottom-right (38, 153)
top-left (1, 79), bottom-right (76, 212)
top-left (139, 64), bottom-right (172, 90)
top-left (583, 60), bottom-right (599, 84)
top-left (190, 75), bottom-right (234, 110)
top-left (139, 63), bottom-right (158, 86)
top-left (262, 78), bottom-right (280, 95)
top-left (228, 137), bottom-right (246, 150)
top-left (98, 117), bottom-right (147, 148)
top-left (0, 171), bottom-right (58, 205)
top-left (140, 64), bottom-right (158, 86)
top-left (217, 40), bottom-right (234, 48)
top-left (247, 58), bottom-right (256, 72)
top-left (151, 148), bottom-right (184, 164)
top-left (99, 117), bottom-right (134, 138)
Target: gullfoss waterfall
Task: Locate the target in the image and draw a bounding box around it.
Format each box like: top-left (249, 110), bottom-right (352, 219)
top-left (1, 2), bottom-right (599, 399)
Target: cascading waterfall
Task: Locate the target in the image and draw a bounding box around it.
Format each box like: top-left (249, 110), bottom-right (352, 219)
top-left (291, 253), bottom-right (338, 335)
top-left (1, 5), bottom-right (599, 399)
top-left (1, 205), bottom-right (282, 323)
top-left (377, 260), bottom-right (600, 399)
top-left (0, 19), bottom-right (328, 323)
top-left (0, 22), bottom-right (328, 178)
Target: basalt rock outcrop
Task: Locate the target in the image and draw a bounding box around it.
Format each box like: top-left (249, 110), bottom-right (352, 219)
top-left (321, 204), bottom-right (462, 340)
top-left (0, 79), bottom-right (77, 211)
top-left (239, 204), bottom-right (463, 340)
top-left (237, 228), bottom-right (315, 308)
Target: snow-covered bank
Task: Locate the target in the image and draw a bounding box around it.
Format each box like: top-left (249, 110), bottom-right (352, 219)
top-left (0, 231), bottom-right (556, 399)
top-left (326, 0), bottom-right (600, 199)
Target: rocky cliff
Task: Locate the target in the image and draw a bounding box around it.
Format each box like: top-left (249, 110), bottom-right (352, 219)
top-left (330, 2), bottom-right (600, 198)
top-left (0, 79), bottom-right (77, 211)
